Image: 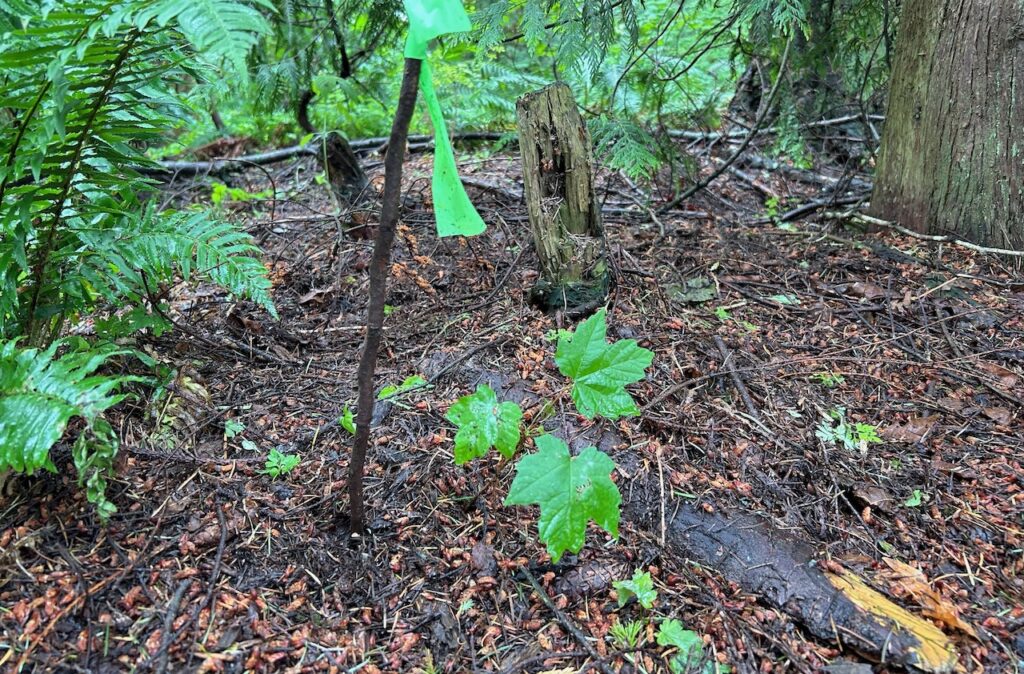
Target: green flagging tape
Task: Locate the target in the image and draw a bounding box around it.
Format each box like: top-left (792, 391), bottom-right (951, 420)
top-left (403, 0), bottom-right (486, 238)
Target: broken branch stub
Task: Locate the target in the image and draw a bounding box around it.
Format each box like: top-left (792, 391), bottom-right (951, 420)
top-left (516, 83), bottom-right (608, 312)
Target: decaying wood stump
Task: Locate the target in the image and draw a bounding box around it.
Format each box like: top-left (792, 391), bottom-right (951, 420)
top-left (298, 89), bottom-right (368, 212)
top-left (317, 131), bottom-right (368, 206)
top-left (516, 83), bottom-right (608, 312)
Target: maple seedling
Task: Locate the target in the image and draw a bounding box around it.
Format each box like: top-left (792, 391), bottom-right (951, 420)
top-left (260, 449), bottom-right (300, 478)
top-left (657, 619), bottom-right (729, 674)
top-left (555, 308), bottom-right (654, 420)
top-left (614, 569), bottom-right (658, 608)
top-left (504, 434), bottom-right (621, 562)
top-left (446, 384), bottom-right (522, 464)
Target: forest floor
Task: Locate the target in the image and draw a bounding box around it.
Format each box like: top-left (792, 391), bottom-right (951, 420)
top-left (2, 144), bottom-right (1023, 674)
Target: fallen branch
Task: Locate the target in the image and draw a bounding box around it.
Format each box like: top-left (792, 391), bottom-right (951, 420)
top-left (139, 132), bottom-right (506, 179)
top-left (658, 34), bottom-right (794, 214)
top-left (713, 335), bottom-right (762, 423)
top-left (641, 499), bottom-right (959, 673)
top-left (667, 113), bottom-right (885, 142)
top-left (827, 210), bottom-right (1024, 257)
top-left (520, 567), bottom-right (617, 674)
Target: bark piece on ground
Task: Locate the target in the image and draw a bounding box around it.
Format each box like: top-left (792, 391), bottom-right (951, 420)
top-left (633, 498), bottom-right (958, 673)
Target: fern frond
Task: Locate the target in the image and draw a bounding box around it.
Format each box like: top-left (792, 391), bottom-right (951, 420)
top-left (0, 338), bottom-right (136, 518)
top-left (134, 0), bottom-right (273, 77)
top-left (77, 208), bottom-right (277, 318)
top-left (0, 339), bottom-right (128, 474)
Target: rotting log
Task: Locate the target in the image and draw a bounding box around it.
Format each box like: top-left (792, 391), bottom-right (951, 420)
top-left (645, 500), bottom-right (958, 673)
top-left (516, 83), bottom-right (608, 312)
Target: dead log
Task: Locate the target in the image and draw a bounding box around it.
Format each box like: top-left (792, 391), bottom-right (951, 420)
top-left (516, 83), bottom-right (608, 312)
top-left (136, 133), bottom-right (507, 180)
top-left (639, 498), bottom-right (958, 673)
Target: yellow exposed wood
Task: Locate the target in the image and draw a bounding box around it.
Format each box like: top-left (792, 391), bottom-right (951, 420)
top-left (827, 570), bottom-right (958, 674)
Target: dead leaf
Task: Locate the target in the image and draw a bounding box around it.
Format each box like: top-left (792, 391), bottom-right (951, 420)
top-left (298, 286), bottom-right (334, 305)
top-left (983, 406), bottom-right (1013, 425)
top-left (881, 558), bottom-right (978, 638)
top-left (848, 281), bottom-right (887, 300)
top-left (470, 541), bottom-right (497, 576)
top-left (850, 484), bottom-right (894, 512)
top-left (976, 361), bottom-right (1020, 390)
top-left (881, 416), bottom-right (940, 443)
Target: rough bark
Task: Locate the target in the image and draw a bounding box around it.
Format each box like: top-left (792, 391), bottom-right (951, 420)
top-left (516, 83), bottom-right (608, 312)
top-left (651, 501), bottom-right (958, 673)
top-left (870, 0), bottom-right (1024, 249)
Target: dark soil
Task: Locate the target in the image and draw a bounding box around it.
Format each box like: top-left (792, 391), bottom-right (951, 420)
top-left (2, 146), bottom-right (1023, 673)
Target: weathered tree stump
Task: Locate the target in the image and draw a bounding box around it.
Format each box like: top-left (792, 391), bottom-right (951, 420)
top-left (516, 83), bottom-right (608, 312)
top-left (318, 131), bottom-right (368, 205)
top-left (298, 89), bottom-right (369, 212)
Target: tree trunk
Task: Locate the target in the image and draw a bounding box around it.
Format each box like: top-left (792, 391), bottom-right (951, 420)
top-left (870, 0), bottom-right (1024, 249)
top-left (516, 83), bottom-right (608, 312)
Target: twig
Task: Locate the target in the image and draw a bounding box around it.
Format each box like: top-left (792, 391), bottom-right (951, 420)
top-left (827, 210), bottom-right (1024, 257)
top-left (713, 335), bottom-right (762, 423)
top-left (152, 579), bottom-right (191, 674)
top-left (498, 651), bottom-right (589, 674)
top-left (520, 567), bottom-right (617, 674)
top-left (658, 34), bottom-right (794, 214)
top-left (138, 133), bottom-right (505, 179)
top-left (666, 113), bottom-right (885, 141)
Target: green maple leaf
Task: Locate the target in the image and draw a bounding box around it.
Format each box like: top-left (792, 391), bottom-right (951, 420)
top-left (446, 384), bottom-right (522, 464)
top-left (504, 434), bottom-right (621, 562)
top-left (657, 619), bottom-right (727, 674)
top-left (555, 308), bottom-right (653, 420)
top-left (613, 569), bottom-right (658, 608)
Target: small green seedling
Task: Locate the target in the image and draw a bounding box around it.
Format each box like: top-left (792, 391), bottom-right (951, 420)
top-left (667, 277), bottom-right (716, 304)
top-left (614, 569), bottom-right (658, 609)
top-left (224, 419), bottom-right (245, 439)
top-left (210, 181), bottom-right (274, 205)
top-left (378, 374), bottom-right (427, 400)
top-left (339, 405), bottom-right (355, 434)
top-left (504, 434), bottom-right (621, 563)
top-left (657, 619), bottom-right (729, 674)
top-left (555, 308), bottom-right (654, 420)
top-left (446, 384), bottom-right (522, 464)
top-left (815, 408), bottom-right (883, 452)
top-left (768, 293), bottom-right (800, 306)
top-left (261, 449), bottom-right (299, 478)
top-left (609, 619), bottom-right (646, 650)
top-left (904, 489), bottom-right (926, 507)
top-left (812, 371), bottom-right (846, 388)
top-left (543, 328), bottom-right (572, 342)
